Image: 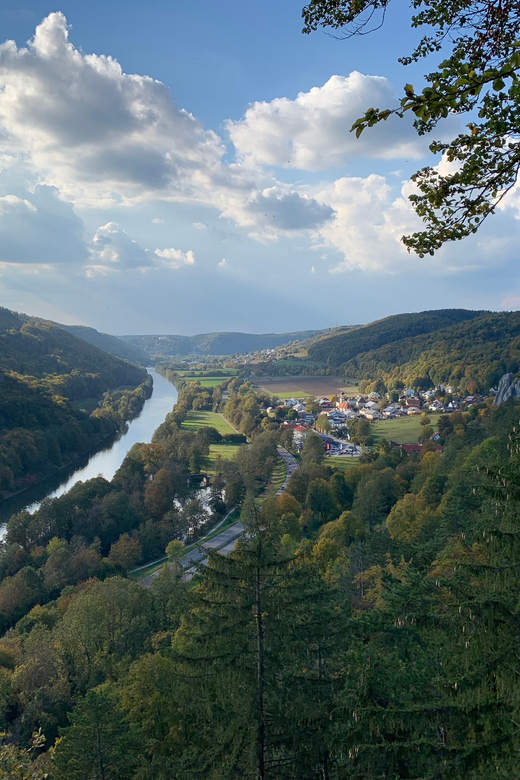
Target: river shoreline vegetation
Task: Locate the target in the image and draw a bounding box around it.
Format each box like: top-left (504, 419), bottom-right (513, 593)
top-left (0, 308), bottom-right (152, 500)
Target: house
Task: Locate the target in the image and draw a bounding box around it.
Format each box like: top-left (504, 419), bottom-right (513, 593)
top-left (406, 407), bottom-right (421, 415)
top-left (404, 388), bottom-right (416, 398)
top-left (336, 401), bottom-right (351, 411)
top-left (368, 391), bottom-right (381, 400)
top-left (365, 400), bottom-right (379, 410)
top-left (429, 401), bottom-right (445, 412)
top-left (401, 443), bottom-right (423, 455)
top-left (293, 426), bottom-right (310, 447)
top-left (364, 410), bottom-right (382, 420)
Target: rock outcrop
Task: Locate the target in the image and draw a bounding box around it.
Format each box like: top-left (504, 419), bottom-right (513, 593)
top-left (494, 373), bottom-right (520, 405)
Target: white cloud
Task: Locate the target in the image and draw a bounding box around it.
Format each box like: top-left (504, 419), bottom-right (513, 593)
top-left (0, 12), bottom-right (225, 204)
top-left (154, 247), bottom-right (195, 269)
top-left (193, 222), bottom-right (207, 230)
top-left (218, 258), bottom-right (230, 270)
top-left (89, 222), bottom-right (195, 271)
top-left (152, 218), bottom-right (164, 224)
top-left (0, 182), bottom-right (88, 265)
top-left (227, 73), bottom-right (441, 171)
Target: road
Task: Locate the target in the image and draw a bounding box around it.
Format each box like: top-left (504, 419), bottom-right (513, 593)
top-left (141, 445), bottom-right (299, 586)
top-left (276, 445), bottom-right (298, 494)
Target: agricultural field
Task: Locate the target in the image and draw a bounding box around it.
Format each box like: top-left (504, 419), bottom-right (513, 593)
top-left (181, 410), bottom-right (236, 435)
top-left (254, 375), bottom-right (359, 400)
top-left (371, 414), bottom-right (440, 445)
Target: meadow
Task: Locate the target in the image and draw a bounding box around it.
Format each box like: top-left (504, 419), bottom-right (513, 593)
top-left (371, 413), bottom-right (440, 445)
top-left (181, 410), bottom-right (236, 435)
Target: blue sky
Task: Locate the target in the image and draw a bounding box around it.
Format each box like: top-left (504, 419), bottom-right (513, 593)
top-left (0, 1), bottom-right (518, 335)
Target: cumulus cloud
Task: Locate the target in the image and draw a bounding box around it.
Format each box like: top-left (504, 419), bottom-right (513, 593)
top-left (227, 73), bottom-right (446, 171)
top-left (0, 182), bottom-right (88, 265)
top-left (152, 218), bottom-right (164, 224)
top-left (218, 258), bottom-right (230, 270)
top-left (0, 12), bottom-right (225, 204)
top-left (154, 247), bottom-right (195, 269)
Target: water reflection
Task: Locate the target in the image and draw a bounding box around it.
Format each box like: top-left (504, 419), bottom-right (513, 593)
top-left (0, 368), bottom-right (178, 527)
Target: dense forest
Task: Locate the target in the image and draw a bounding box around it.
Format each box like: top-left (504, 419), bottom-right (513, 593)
top-left (55, 324), bottom-right (150, 366)
top-left (2, 375), bottom-right (520, 777)
top-left (342, 311), bottom-right (520, 392)
top-left (0, 307), bottom-right (150, 497)
top-left (123, 328), bottom-right (327, 358)
top-left (307, 309), bottom-right (486, 367)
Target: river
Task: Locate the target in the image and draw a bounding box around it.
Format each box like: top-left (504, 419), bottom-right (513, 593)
top-left (0, 368), bottom-right (178, 528)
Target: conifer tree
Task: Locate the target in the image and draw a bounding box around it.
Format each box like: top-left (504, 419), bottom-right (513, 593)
top-left (171, 496), bottom-right (341, 779)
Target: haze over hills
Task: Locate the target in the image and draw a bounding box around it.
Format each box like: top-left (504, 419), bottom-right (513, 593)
top-left (122, 329), bottom-right (328, 357)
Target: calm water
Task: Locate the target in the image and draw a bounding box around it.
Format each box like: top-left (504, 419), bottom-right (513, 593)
top-left (0, 368), bottom-right (178, 528)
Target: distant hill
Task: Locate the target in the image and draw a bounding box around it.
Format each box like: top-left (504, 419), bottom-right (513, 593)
top-left (0, 307), bottom-right (145, 389)
top-left (307, 309), bottom-right (488, 367)
top-left (56, 324), bottom-right (150, 366)
top-left (122, 329), bottom-right (327, 357)
top-left (342, 311), bottom-right (520, 392)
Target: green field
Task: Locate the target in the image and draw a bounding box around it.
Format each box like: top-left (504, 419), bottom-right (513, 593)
top-left (328, 456), bottom-right (360, 471)
top-left (181, 410), bottom-right (236, 435)
top-left (207, 444), bottom-right (242, 471)
top-left (371, 414), bottom-right (440, 445)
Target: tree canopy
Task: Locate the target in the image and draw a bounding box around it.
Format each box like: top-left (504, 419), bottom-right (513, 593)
top-left (302, 0), bottom-right (520, 255)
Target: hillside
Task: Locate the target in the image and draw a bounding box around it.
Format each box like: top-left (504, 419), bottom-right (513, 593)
top-left (344, 311), bottom-right (520, 391)
top-left (0, 307), bottom-right (150, 497)
top-left (56, 324), bottom-right (150, 366)
top-left (307, 309), bottom-right (487, 366)
top-left (0, 308), bottom-right (145, 391)
top-left (122, 328), bottom-right (327, 357)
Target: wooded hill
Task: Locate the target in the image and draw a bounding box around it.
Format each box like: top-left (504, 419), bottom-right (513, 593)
top-left (339, 311), bottom-right (520, 392)
top-left (0, 307), bottom-right (149, 498)
top-left (122, 328), bottom-right (327, 357)
top-left (55, 324), bottom-right (150, 366)
top-left (307, 308), bottom-right (487, 367)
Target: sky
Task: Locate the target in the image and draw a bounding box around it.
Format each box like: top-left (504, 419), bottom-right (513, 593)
top-left (0, 0), bottom-right (519, 336)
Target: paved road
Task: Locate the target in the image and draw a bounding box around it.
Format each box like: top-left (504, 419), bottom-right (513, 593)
top-left (276, 445), bottom-right (298, 494)
top-left (141, 446), bottom-right (299, 586)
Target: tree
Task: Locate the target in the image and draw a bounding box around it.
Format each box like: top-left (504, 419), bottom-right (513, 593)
top-left (53, 686), bottom-right (139, 780)
top-left (108, 533), bottom-right (141, 571)
top-left (170, 504), bottom-right (341, 779)
top-left (302, 431), bottom-right (324, 465)
top-left (302, 0), bottom-right (520, 256)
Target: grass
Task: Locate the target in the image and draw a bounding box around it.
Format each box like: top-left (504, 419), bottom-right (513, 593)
top-left (371, 414), bottom-right (440, 445)
top-left (181, 410), bottom-right (236, 435)
top-left (328, 456), bottom-right (360, 472)
top-left (206, 444), bottom-right (242, 471)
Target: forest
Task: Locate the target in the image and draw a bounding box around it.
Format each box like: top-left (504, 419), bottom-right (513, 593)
top-left (307, 309), bottom-right (486, 367)
top-left (342, 311), bottom-right (520, 393)
top-left (1, 364), bottom-right (520, 777)
top-left (0, 308), bottom-right (150, 497)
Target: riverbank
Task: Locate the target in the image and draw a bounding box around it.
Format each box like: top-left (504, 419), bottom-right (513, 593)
top-left (0, 368), bottom-right (178, 526)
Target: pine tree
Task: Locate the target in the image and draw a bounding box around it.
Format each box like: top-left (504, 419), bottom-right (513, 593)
top-left (171, 497), bottom-right (342, 779)
top-left (52, 685), bottom-right (139, 780)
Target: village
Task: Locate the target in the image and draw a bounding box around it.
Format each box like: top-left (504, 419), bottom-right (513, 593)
top-left (267, 384), bottom-right (495, 458)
